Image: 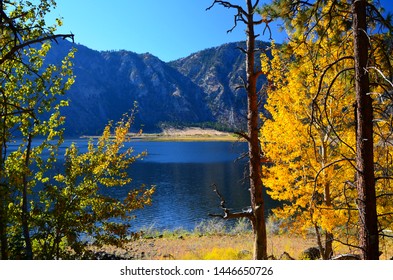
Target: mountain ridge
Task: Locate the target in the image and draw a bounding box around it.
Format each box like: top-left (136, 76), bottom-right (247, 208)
top-left (45, 40), bottom-right (268, 136)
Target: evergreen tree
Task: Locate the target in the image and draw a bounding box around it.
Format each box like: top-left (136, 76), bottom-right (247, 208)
top-left (261, 0), bottom-right (393, 259)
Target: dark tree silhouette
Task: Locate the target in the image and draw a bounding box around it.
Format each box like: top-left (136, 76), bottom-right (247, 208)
top-left (352, 0), bottom-right (379, 260)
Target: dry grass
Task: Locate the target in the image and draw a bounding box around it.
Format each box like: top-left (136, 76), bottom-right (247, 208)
top-left (99, 219), bottom-right (393, 260)
top-left (131, 233), bottom-right (254, 260)
top-left (102, 231), bottom-right (393, 260)
top-left (113, 233), bottom-right (309, 260)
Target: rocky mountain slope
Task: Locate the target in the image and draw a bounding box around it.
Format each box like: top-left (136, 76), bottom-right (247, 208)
top-left (170, 41), bottom-right (267, 130)
top-left (46, 40), bottom-right (268, 136)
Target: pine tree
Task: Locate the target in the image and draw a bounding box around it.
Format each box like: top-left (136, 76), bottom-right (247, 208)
top-left (260, 0), bottom-right (393, 259)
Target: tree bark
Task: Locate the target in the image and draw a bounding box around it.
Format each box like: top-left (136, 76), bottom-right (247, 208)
top-left (21, 134), bottom-right (33, 259)
top-left (322, 141), bottom-right (333, 259)
top-left (0, 198), bottom-right (8, 260)
top-left (352, 0), bottom-right (379, 260)
top-left (246, 12), bottom-right (267, 259)
top-left (207, 0), bottom-right (268, 260)
top-left (0, 143), bottom-right (8, 259)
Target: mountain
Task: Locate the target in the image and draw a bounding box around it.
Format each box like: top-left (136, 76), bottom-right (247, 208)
top-left (170, 41), bottom-right (268, 130)
top-left (46, 40), bottom-right (268, 136)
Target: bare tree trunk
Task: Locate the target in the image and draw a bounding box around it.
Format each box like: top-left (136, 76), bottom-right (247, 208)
top-left (208, 0), bottom-right (268, 260)
top-left (352, 0), bottom-right (379, 260)
top-left (245, 1), bottom-right (267, 259)
top-left (249, 101), bottom-right (267, 259)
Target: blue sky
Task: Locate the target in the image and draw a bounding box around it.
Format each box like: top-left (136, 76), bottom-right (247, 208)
top-left (48, 0), bottom-right (392, 62)
top-left (48, 0), bottom-right (281, 61)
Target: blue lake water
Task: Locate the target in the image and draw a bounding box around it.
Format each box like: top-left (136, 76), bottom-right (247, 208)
top-left (120, 141), bottom-right (277, 231)
top-left (126, 141), bottom-right (253, 231)
top-left (9, 140), bottom-right (277, 231)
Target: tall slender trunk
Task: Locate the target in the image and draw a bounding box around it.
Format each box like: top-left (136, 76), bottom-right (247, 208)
top-left (322, 140), bottom-right (333, 259)
top-left (352, 0), bottom-right (379, 260)
top-left (324, 179), bottom-right (333, 259)
top-left (0, 147), bottom-right (8, 259)
top-left (245, 0), bottom-right (267, 260)
top-left (0, 111), bottom-right (9, 260)
top-left (0, 196), bottom-right (8, 260)
top-left (0, 0), bottom-right (9, 260)
top-left (22, 134), bottom-right (33, 259)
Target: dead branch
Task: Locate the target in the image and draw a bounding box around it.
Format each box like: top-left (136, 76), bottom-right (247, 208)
top-left (367, 66), bottom-right (393, 88)
top-left (207, 0), bottom-right (271, 34)
top-left (236, 46), bottom-right (247, 54)
top-left (206, 1), bottom-right (247, 33)
top-left (377, 212), bottom-right (393, 217)
top-left (267, 254), bottom-right (276, 260)
top-left (0, 33), bottom-right (75, 66)
top-left (331, 237), bottom-right (363, 251)
top-left (279, 251), bottom-right (295, 260)
top-left (379, 232), bottom-right (393, 238)
top-left (376, 193), bottom-right (393, 198)
top-left (331, 253), bottom-right (361, 260)
top-left (209, 184), bottom-right (253, 220)
top-left (236, 76), bottom-right (247, 90)
top-left (234, 131), bottom-right (251, 143)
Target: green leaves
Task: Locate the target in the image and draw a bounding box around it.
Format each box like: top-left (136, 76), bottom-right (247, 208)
top-left (31, 114), bottom-right (155, 259)
top-left (0, 0), bottom-right (102, 259)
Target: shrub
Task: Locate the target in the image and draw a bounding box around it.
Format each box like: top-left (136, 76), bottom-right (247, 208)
top-left (194, 219), bottom-right (227, 236)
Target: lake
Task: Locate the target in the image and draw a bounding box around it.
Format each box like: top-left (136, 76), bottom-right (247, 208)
top-left (111, 141), bottom-right (276, 231)
top-left (8, 139), bottom-right (277, 232)
top-left (125, 141), bottom-right (252, 231)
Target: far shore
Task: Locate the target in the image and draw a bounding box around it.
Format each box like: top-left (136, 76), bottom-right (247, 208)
top-left (81, 127), bottom-right (243, 142)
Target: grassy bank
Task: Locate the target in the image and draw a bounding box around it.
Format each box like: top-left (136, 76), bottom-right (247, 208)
top-left (98, 219), bottom-right (393, 260)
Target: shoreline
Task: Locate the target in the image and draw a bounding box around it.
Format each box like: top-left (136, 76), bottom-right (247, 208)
top-left (81, 127), bottom-right (242, 142)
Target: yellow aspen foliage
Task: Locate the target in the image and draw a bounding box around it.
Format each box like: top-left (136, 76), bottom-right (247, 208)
top-left (260, 0), bottom-right (393, 254)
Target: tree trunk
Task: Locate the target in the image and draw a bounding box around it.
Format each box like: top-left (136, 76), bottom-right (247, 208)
top-left (324, 232), bottom-right (333, 259)
top-left (21, 134), bottom-right (33, 259)
top-left (352, 0), bottom-right (379, 260)
top-left (0, 133), bottom-right (9, 259)
top-left (321, 139), bottom-right (333, 259)
top-left (0, 199), bottom-right (8, 260)
top-left (245, 0), bottom-right (267, 260)
top-left (207, 0), bottom-right (268, 260)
